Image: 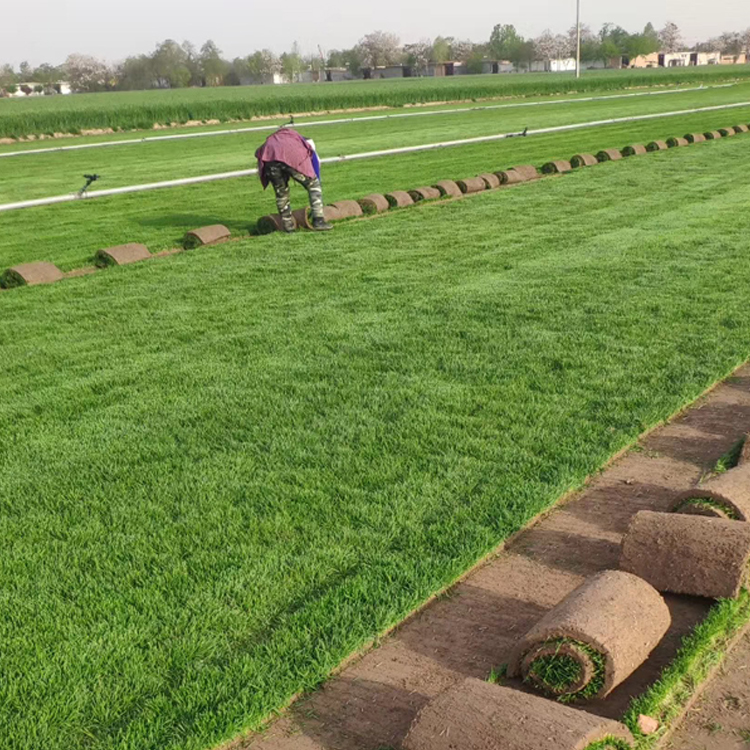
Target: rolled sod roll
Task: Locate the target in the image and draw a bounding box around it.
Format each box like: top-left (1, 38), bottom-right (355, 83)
top-left (456, 177), bottom-right (487, 194)
top-left (478, 172), bottom-right (501, 189)
top-left (508, 570), bottom-right (669, 700)
top-left (0, 261), bottom-right (64, 288)
top-left (322, 205), bottom-right (343, 222)
top-left (510, 164), bottom-right (539, 180)
top-left (385, 190), bottom-right (414, 208)
top-left (256, 214), bottom-right (295, 234)
top-left (570, 153), bottom-right (598, 168)
top-left (719, 127), bottom-right (736, 137)
top-left (329, 200), bottom-right (363, 218)
top-left (357, 194), bottom-right (390, 214)
top-left (95, 243), bottom-right (151, 267)
top-left (704, 131), bottom-right (723, 140)
top-left (496, 169), bottom-right (531, 185)
top-left (432, 179), bottom-right (462, 197)
top-left (670, 463), bottom-right (750, 521)
top-left (666, 136), bottom-right (689, 148)
top-left (596, 148), bottom-right (623, 162)
top-left (183, 224), bottom-right (230, 249)
top-left (685, 132), bottom-right (706, 143)
top-left (541, 160), bottom-right (572, 174)
top-left (620, 511), bottom-right (750, 599)
top-left (735, 124), bottom-right (750, 133)
top-left (291, 207), bottom-right (314, 229)
top-left (408, 186), bottom-right (441, 202)
top-left (403, 678), bottom-right (634, 750)
top-left (621, 144), bottom-right (647, 156)
top-left (646, 140), bottom-right (669, 152)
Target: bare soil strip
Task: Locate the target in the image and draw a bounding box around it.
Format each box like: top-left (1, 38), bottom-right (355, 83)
top-left (228, 364), bottom-right (750, 750)
top-left (667, 628), bottom-right (750, 749)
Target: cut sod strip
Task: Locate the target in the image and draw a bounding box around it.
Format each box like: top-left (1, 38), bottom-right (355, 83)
top-left (623, 591), bottom-right (750, 746)
top-left (403, 678), bottom-right (634, 750)
top-left (509, 571), bottom-right (670, 701)
top-left (3, 99), bottom-right (750, 212)
top-left (621, 511), bottom-right (750, 599)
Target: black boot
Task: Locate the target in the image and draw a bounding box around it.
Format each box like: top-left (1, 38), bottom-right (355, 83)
top-left (312, 216), bottom-right (333, 231)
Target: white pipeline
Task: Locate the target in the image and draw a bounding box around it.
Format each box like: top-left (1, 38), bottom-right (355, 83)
top-left (1, 99), bottom-right (749, 214)
top-left (0, 83), bottom-right (736, 159)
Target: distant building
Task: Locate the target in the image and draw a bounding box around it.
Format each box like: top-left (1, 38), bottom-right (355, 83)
top-left (297, 67), bottom-right (354, 83)
top-left (529, 58), bottom-right (577, 73)
top-left (480, 60), bottom-right (514, 74)
top-left (720, 53), bottom-right (747, 65)
top-left (426, 61), bottom-right (465, 77)
top-left (630, 51), bottom-right (721, 68)
top-left (4, 81), bottom-right (71, 97)
top-left (323, 67), bottom-right (352, 82)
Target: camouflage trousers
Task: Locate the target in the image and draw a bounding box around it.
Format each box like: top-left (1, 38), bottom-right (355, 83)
top-left (265, 161), bottom-right (325, 220)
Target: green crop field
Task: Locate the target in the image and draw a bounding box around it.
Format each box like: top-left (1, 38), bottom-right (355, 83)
top-left (1, 64), bottom-right (750, 138)
top-left (3, 81), bottom-right (750, 750)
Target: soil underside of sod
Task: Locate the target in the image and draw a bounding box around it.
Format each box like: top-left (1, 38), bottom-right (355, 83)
top-left (237, 366), bottom-right (750, 750)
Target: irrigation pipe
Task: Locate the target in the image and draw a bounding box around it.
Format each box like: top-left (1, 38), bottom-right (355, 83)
top-left (0, 83), bottom-right (737, 159)
top-left (2, 99), bottom-right (749, 214)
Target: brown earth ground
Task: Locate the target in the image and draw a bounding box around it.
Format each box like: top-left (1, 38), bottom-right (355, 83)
top-left (222, 364), bottom-right (750, 750)
top-left (668, 630), bottom-right (750, 749)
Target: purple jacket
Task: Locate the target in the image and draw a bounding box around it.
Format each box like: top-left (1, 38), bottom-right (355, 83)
top-left (255, 128), bottom-right (316, 188)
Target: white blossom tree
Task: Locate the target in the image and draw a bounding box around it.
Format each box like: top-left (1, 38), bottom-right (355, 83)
top-left (659, 22), bottom-right (682, 53)
top-left (357, 31), bottom-right (402, 68)
top-left (64, 54), bottom-right (112, 92)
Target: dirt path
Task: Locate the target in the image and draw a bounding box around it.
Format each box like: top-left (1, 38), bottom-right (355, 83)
top-left (667, 629), bottom-right (750, 749)
top-left (230, 365), bottom-right (750, 750)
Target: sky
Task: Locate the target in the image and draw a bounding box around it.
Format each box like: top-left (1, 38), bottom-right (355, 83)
top-left (2, 0), bottom-right (749, 67)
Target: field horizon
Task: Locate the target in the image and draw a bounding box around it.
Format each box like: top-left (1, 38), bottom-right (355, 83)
top-left (2, 64), bottom-right (750, 139)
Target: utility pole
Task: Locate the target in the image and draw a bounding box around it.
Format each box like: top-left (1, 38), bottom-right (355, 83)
top-left (575, 0), bottom-right (581, 78)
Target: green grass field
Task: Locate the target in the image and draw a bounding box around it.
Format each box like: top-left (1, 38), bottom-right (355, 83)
top-left (2, 133), bottom-right (750, 750)
top-left (2, 82), bottom-right (749, 203)
top-left (2, 65), bottom-right (750, 138)
top-left (2, 95), bottom-right (750, 273)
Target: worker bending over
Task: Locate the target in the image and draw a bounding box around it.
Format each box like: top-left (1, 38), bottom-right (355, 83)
top-left (255, 127), bottom-right (332, 233)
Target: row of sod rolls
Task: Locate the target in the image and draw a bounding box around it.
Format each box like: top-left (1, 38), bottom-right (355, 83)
top-left (255, 166), bottom-right (544, 234)
top-left (0, 225), bottom-right (230, 289)
top-left (5, 123), bottom-right (747, 286)
top-left (402, 433), bottom-right (750, 750)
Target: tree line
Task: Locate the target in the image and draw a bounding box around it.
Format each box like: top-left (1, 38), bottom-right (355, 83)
top-left (2, 22), bottom-right (749, 95)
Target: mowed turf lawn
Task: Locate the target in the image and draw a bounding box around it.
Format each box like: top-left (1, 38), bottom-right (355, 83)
top-left (2, 104), bottom-right (750, 272)
top-left (2, 82), bottom-right (748, 201)
top-left (2, 138), bottom-right (750, 750)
